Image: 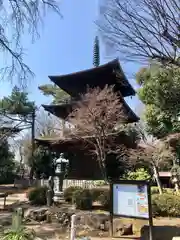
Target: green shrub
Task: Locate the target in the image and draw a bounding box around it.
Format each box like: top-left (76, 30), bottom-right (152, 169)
top-left (97, 189), bottom-right (110, 209)
top-left (151, 186), bottom-right (174, 195)
top-left (63, 186), bottom-right (83, 202)
top-left (123, 168), bottom-right (151, 181)
top-left (151, 186), bottom-right (160, 194)
top-left (28, 186), bottom-right (47, 205)
top-left (152, 193), bottom-right (180, 217)
top-left (3, 227), bottom-right (35, 240)
top-left (72, 189), bottom-right (93, 210)
top-left (164, 188), bottom-right (174, 194)
top-left (91, 188), bottom-right (107, 202)
top-left (93, 180), bottom-right (107, 186)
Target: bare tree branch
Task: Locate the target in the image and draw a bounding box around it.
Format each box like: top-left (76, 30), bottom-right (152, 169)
top-left (35, 109), bottom-right (63, 137)
top-left (67, 85), bottom-right (132, 181)
top-left (130, 124), bottom-right (174, 193)
top-left (0, 0), bottom-right (61, 85)
top-left (98, 0), bottom-right (180, 66)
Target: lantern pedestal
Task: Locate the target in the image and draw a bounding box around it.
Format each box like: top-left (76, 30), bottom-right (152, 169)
top-left (53, 175), bottom-right (64, 202)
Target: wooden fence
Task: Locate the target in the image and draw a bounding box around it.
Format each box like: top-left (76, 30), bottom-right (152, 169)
top-left (38, 179), bottom-right (97, 189)
top-left (14, 178), bottom-right (105, 189)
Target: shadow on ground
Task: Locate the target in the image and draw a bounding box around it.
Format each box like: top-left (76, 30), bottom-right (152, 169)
top-left (0, 185), bottom-right (27, 195)
top-left (27, 223), bottom-right (68, 239)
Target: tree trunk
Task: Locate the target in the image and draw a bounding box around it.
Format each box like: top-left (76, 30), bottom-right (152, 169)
top-left (97, 155), bottom-right (108, 183)
top-left (29, 166), bottom-right (34, 184)
top-left (152, 164), bottom-right (163, 195)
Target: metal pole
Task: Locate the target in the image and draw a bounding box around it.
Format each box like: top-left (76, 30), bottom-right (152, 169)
top-left (148, 183), bottom-right (154, 240)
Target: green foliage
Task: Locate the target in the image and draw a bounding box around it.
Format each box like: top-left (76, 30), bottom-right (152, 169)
top-left (38, 84), bottom-right (69, 104)
top-left (0, 86), bottom-right (35, 117)
top-left (63, 186), bottom-right (83, 202)
top-left (3, 228), bottom-right (35, 240)
top-left (136, 65), bottom-right (180, 138)
top-left (171, 164), bottom-right (180, 178)
top-left (93, 180), bottom-right (107, 186)
top-left (123, 168), bottom-right (151, 181)
top-left (28, 186), bottom-right (47, 205)
top-left (152, 193), bottom-right (180, 217)
top-left (151, 186), bottom-right (174, 195)
top-left (63, 186), bottom-right (107, 204)
top-left (97, 189), bottom-right (110, 209)
top-left (151, 186), bottom-right (160, 195)
top-left (72, 189), bottom-right (93, 210)
top-left (29, 146), bottom-right (55, 178)
top-left (0, 140), bottom-right (16, 184)
top-left (91, 188), bottom-right (107, 202)
top-left (118, 123), bottom-right (142, 145)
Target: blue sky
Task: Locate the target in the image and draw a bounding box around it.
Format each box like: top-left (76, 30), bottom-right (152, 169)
top-left (0, 0), bottom-right (142, 113)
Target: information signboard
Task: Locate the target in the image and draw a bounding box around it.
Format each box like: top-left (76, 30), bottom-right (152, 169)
top-left (112, 183), bottom-right (149, 219)
top-left (110, 180), bottom-right (153, 239)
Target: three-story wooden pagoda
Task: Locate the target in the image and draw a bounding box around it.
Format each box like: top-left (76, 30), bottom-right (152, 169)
top-left (36, 59), bottom-right (139, 179)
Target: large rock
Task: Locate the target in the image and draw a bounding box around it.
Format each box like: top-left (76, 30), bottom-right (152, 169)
top-left (113, 219), bottom-right (133, 237)
top-left (73, 212), bottom-right (109, 232)
top-left (75, 213), bottom-right (133, 236)
top-left (25, 207), bottom-right (48, 222)
top-left (25, 207), bottom-right (134, 237)
top-left (54, 207), bottom-right (76, 227)
top-left (0, 213), bottom-right (12, 226)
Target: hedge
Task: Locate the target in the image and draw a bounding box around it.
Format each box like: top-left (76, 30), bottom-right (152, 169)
top-left (152, 193), bottom-right (180, 217)
top-left (64, 186), bottom-right (180, 217)
top-left (63, 186), bottom-right (83, 202)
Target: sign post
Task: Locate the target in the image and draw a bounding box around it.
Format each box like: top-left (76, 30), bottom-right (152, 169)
top-left (110, 180), bottom-right (153, 240)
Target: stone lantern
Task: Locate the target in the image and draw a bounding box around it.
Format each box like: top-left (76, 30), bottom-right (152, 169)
top-left (171, 168), bottom-right (179, 193)
top-left (53, 154), bottom-right (69, 202)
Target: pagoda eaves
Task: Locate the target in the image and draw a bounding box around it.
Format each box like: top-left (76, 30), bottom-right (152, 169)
top-left (42, 98), bottom-right (139, 123)
top-left (35, 130), bottom-right (138, 150)
top-left (48, 59), bottom-right (135, 98)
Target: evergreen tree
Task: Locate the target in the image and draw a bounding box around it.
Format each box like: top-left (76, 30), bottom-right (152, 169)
top-left (38, 84), bottom-right (69, 104)
top-left (0, 86), bottom-right (36, 140)
top-left (0, 139), bottom-right (16, 184)
top-left (0, 86), bottom-right (35, 117)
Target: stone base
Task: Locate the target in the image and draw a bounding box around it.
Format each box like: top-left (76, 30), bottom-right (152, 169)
top-left (53, 192), bottom-right (64, 202)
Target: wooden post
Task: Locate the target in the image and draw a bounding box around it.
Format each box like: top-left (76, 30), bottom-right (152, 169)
top-left (70, 214), bottom-right (76, 240)
top-left (47, 189), bottom-right (53, 207)
top-left (12, 208), bottom-right (23, 231)
top-left (3, 194), bottom-right (7, 209)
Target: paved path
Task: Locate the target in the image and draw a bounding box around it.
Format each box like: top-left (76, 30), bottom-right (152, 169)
top-left (0, 192), bottom-right (27, 208)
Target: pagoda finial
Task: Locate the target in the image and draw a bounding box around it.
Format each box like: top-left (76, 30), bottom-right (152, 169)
top-left (93, 36), bottom-right (100, 67)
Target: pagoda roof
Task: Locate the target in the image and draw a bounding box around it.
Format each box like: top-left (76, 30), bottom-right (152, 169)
top-left (42, 98), bottom-right (139, 123)
top-left (48, 59), bottom-right (135, 98)
top-left (35, 130), bottom-right (138, 150)
top-left (42, 102), bottom-right (72, 119)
